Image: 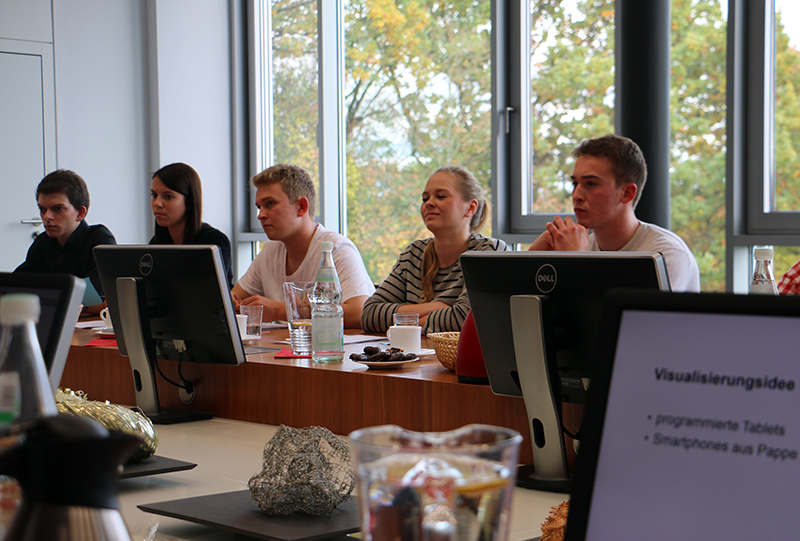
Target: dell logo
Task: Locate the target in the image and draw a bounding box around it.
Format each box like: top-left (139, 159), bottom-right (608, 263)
top-left (535, 264), bottom-right (557, 293)
top-left (139, 254), bottom-right (154, 276)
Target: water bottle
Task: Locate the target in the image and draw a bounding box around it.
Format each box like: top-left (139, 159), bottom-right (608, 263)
top-left (0, 294), bottom-right (58, 425)
top-left (311, 242), bottom-right (344, 363)
top-left (749, 248), bottom-right (779, 295)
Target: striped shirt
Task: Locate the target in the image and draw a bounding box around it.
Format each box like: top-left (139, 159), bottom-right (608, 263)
top-left (361, 234), bottom-right (508, 335)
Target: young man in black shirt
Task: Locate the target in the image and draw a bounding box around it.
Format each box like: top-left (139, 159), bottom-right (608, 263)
top-left (15, 170), bottom-right (116, 312)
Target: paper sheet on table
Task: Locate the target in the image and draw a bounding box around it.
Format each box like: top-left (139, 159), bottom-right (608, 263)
top-left (345, 334), bottom-right (384, 344)
top-left (262, 321), bottom-right (288, 330)
top-left (76, 320), bottom-right (107, 329)
top-left (272, 334), bottom-right (383, 346)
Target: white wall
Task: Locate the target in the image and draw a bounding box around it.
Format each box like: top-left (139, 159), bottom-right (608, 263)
top-left (52, 0), bottom-right (151, 244)
top-left (0, 0), bottom-right (52, 42)
top-left (150, 0), bottom-right (234, 241)
top-left (1, 0), bottom-right (237, 247)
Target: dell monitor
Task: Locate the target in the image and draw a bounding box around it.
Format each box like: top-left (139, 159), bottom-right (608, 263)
top-left (461, 251), bottom-right (670, 492)
top-left (0, 272), bottom-right (85, 392)
top-left (94, 245), bottom-right (246, 425)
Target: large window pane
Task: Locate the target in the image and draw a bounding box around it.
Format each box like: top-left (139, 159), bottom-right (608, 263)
top-left (344, 1), bottom-right (493, 282)
top-left (528, 0), bottom-right (615, 216)
top-left (773, 0), bottom-right (800, 212)
top-left (670, 0), bottom-right (727, 291)
top-left (271, 0), bottom-right (320, 187)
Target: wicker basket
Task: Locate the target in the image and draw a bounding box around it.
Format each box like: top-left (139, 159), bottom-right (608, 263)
top-left (428, 332), bottom-right (460, 371)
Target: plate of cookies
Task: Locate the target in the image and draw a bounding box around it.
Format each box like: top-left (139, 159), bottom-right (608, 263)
top-left (349, 346), bottom-right (420, 369)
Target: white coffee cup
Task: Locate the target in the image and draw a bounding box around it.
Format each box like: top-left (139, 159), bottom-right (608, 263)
top-left (387, 325), bottom-right (422, 354)
top-left (100, 307), bottom-right (113, 330)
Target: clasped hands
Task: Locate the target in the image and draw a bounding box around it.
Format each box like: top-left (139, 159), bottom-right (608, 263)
top-left (231, 291), bottom-right (285, 321)
top-left (527, 216), bottom-right (589, 251)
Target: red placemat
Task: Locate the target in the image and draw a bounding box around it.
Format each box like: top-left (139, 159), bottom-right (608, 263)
top-left (274, 348), bottom-right (310, 359)
top-left (85, 337), bottom-right (118, 347)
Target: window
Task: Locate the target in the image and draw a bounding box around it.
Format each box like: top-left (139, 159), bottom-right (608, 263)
top-left (255, 1), bottom-right (493, 283)
top-left (527, 1), bottom-right (615, 218)
top-left (772, 0), bottom-right (800, 213)
top-left (344, 2), bottom-right (493, 281)
top-left (251, 0), bottom-right (793, 292)
top-left (669, 0), bottom-right (727, 291)
top-left (729, 0), bottom-right (800, 291)
top-left (503, 0), bottom-right (727, 289)
top-left (260, 1), bottom-right (320, 189)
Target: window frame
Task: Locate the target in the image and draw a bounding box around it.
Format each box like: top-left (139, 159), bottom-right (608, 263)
top-left (727, 0), bottom-right (800, 292)
top-left (492, 0), bottom-right (575, 245)
top-left (246, 0), bottom-right (345, 237)
top-left (244, 0), bottom-right (800, 292)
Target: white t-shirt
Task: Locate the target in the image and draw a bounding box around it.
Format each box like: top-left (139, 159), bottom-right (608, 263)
top-left (236, 224), bottom-right (375, 302)
top-left (588, 221), bottom-right (701, 292)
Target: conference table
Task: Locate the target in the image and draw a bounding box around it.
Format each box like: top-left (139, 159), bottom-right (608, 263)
top-left (64, 325), bottom-right (585, 467)
top-left (57, 324), bottom-right (581, 539)
top-left (110, 417), bottom-right (568, 541)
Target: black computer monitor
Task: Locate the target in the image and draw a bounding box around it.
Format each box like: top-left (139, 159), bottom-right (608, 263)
top-left (94, 245), bottom-right (246, 425)
top-left (566, 291), bottom-right (800, 540)
top-left (0, 272), bottom-right (85, 392)
top-left (460, 251), bottom-right (671, 492)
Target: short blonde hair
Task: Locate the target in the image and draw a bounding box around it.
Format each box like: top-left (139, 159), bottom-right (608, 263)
top-left (251, 164), bottom-right (317, 218)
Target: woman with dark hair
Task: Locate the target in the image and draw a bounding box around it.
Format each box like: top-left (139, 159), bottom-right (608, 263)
top-left (360, 165), bottom-right (507, 335)
top-left (150, 163), bottom-right (233, 287)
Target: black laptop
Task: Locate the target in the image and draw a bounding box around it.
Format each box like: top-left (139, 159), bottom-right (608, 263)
top-left (565, 290), bottom-right (800, 540)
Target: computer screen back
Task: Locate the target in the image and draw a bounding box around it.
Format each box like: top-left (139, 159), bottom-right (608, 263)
top-left (0, 272), bottom-right (85, 391)
top-left (461, 251), bottom-right (670, 401)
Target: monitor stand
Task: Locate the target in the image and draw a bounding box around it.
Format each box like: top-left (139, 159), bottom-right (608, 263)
top-left (116, 278), bottom-right (212, 425)
top-left (509, 295), bottom-right (571, 493)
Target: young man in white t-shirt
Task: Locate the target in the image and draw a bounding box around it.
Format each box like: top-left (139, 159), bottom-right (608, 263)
top-left (231, 164), bottom-right (374, 328)
top-left (528, 134), bottom-right (700, 292)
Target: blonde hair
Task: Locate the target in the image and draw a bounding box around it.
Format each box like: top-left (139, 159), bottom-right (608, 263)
top-left (251, 164), bottom-right (317, 218)
top-left (420, 165), bottom-right (489, 302)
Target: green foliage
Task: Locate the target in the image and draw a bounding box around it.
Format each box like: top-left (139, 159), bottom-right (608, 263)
top-left (669, 0), bottom-right (727, 291)
top-left (531, 0), bottom-right (616, 215)
top-left (342, 0), bottom-right (494, 281)
top-left (774, 10), bottom-right (800, 212)
top-left (271, 0), bottom-right (321, 186)
top-left (270, 0), bottom-right (798, 291)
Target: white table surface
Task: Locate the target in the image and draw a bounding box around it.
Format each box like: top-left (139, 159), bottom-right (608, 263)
top-left (117, 418), bottom-right (569, 541)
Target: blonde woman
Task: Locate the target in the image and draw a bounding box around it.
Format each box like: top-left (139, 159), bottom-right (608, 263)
top-left (361, 166), bottom-right (507, 335)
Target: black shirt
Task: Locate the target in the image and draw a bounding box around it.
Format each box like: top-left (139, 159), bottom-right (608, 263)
top-left (149, 222), bottom-right (233, 287)
top-left (14, 220), bottom-right (117, 297)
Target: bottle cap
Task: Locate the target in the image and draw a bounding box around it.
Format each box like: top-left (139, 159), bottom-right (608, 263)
top-left (0, 294), bottom-right (41, 325)
top-left (321, 241), bottom-right (333, 252)
top-left (753, 248), bottom-right (774, 260)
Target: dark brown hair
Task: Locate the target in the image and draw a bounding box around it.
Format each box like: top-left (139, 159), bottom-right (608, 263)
top-left (572, 134), bottom-right (648, 207)
top-left (152, 162), bottom-right (203, 244)
top-left (37, 170), bottom-right (90, 212)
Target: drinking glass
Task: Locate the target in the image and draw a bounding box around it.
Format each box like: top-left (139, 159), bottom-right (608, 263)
top-left (349, 424), bottom-right (522, 541)
top-left (239, 304), bottom-right (263, 344)
top-left (393, 313), bottom-right (419, 326)
top-left (282, 281), bottom-right (315, 355)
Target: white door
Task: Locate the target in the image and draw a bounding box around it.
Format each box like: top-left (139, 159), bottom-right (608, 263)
top-left (0, 40), bottom-right (57, 272)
